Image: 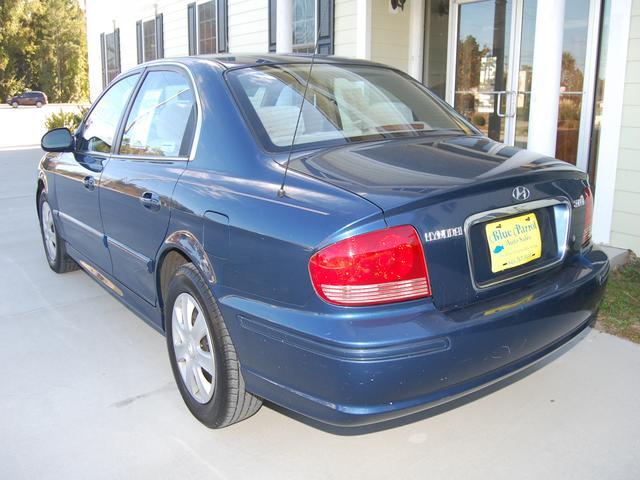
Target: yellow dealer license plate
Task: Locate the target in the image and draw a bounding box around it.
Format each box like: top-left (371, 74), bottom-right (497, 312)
top-left (485, 213), bottom-right (542, 273)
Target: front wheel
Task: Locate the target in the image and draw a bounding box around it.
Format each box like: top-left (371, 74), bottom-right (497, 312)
top-left (165, 263), bottom-right (262, 428)
top-left (11, 101), bottom-right (18, 108)
top-left (38, 192), bottom-right (78, 273)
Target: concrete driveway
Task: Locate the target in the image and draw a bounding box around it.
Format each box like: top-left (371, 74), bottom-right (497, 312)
top-left (1, 147), bottom-right (639, 479)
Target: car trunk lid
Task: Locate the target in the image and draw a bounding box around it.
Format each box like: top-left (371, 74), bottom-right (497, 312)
top-left (290, 135), bottom-right (591, 310)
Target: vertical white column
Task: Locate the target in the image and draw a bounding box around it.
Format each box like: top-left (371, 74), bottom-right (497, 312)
top-left (276, 0), bottom-right (293, 53)
top-left (592, 0), bottom-right (633, 244)
top-left (408, 0), bottom-right (425, 80)
top-left (356, 0), bottom-right (372, 59)
top-left (527, 0), bottom-right (566, 156)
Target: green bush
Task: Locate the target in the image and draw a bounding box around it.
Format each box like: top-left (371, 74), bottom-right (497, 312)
top-left (472, 113), bottom-right (486, 126)
top-left (44, 106), bottom-right (88, 132)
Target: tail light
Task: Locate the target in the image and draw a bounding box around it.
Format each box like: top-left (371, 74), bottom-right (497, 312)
top-left (583, 185), bottom-right (593, 245)
top-left (309, 225), bottom-right (431, 306)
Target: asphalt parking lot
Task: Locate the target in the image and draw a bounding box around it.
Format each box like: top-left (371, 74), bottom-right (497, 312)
top-left (1, 147), bottom-right (640, 479)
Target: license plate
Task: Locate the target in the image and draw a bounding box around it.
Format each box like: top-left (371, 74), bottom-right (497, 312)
top-left (485, 213), bottom-right (542, 273)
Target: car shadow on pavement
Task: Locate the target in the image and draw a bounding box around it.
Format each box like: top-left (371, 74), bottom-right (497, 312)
top-left (265, 323), bottom-right (595, 436)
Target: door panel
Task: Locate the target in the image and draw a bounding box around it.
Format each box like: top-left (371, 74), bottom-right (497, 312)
top-left (55, 73), bottom-right (140, 273)
top-left (100, 69), bottom-right (196, 304)
top-left (100, 159), bottom-right (186, 303)
top-left (54, 152), bottom-right (111, 272)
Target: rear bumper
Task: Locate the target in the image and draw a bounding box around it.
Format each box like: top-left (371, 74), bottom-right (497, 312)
top-left (219, 248), bottom-right (609, 427)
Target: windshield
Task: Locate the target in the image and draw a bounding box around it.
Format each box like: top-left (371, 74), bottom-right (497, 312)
top-left (227, 64), bottom-right (472, 151)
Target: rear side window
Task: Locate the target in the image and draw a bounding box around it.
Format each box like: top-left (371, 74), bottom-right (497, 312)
top-left (119, 70), bottom-right (196, 158)
top-left (77, 74), bottom-right (140, 153)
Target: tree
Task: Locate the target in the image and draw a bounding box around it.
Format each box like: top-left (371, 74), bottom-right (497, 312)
top-left (0, 0), bottom-right (88, 102)
top-left (456, 35), bottom-right (490, 91)
top-left (0, 0), bottom-right (35, 100)
top-left (561, 51), bottom-right (584, 92)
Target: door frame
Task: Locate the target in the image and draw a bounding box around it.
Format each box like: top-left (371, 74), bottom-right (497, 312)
top-left (445, 0), bottom-right (525, 146)
top-left (443, 0), bottom-right (603, 171)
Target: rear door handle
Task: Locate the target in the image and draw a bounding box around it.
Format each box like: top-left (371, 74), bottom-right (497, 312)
top-left (83, 176), bottom-right (96, 191)
top-left (140, 191), bottom-right (161, 211)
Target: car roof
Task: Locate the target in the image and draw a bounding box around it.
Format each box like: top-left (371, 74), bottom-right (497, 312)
top-left (142, 53), bottom-right (388, 70)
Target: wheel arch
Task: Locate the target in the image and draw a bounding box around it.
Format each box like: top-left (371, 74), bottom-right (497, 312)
top-left (36, 172), bottom-right (48, 217)
top-left (156, 230), bottom-right (217, 331)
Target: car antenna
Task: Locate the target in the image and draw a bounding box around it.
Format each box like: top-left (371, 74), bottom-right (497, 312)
top-left (278, 28), bottom-right (322, 198)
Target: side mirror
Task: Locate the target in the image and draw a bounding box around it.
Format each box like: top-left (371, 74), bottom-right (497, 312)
top-left (41, 128), bottom-right (74, 152)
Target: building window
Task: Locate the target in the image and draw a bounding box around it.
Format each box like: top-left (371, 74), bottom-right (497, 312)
top-left (188, 1), bottom-right (228, 55)
top-left (137, 14), bottom-right (164, 64)
top-left (293, 0), bottom-right (316, 53)
top-left (144, 20), bottom-right (157, 61)
top-left (100, 29), bottom-right (121, 89)
top-left (268, 0), bottom-right (333, 54)
top-left (199, 2), bottom-right (216, 54)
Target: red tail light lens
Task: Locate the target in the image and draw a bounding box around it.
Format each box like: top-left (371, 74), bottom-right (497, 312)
top-left (309, 225), bottom-right (431, 306)
top-left (583, 185), bottom-right (593, 245)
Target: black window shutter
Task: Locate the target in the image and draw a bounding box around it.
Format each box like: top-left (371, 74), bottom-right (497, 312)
top-left (268, 0), bottom-right (276, 52)
top-left (187, 3), bottom-right (197, 55)
top-left (114, 28), bottom-right (121, 73)
top-left (156, 13), bottom-right (164, 58)
top-left (136, 21), bottom-right (143, 63)
top-left (317, 0), bottom-right (334, 54)
top-left (100, 32), bottom-right (107, 89)
top-left (217, 0), bottom-right (228, 53)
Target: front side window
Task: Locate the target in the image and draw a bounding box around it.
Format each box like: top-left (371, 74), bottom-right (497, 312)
top-left (120, 71), bottom-right (196, 157)
top-left (78, 74), bottom-right (140, 154)
top-left (228, 64), bottom-right (470, 151)
top-left (293, 0), bottom-right (315, 53)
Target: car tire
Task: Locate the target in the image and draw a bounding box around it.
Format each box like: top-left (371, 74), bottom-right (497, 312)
top-left (36, 101), bottom-right (43, 108)
top-left (11, 101), bottom-right (18, 108)
top-left (38, 192), bottom-right (79, 273)
top-left (165, 263), bottom-right (262, 428)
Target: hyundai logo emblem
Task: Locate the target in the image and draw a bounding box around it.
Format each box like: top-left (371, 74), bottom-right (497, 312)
top-left (512, 186), bottom-right (531, 202)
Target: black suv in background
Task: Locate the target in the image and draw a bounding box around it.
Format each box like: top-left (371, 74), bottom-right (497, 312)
top-left (7, 91), bottom-right (47, 108)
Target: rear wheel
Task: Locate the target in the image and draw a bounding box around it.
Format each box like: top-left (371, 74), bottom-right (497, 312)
top-left (36, 101), bottom-right (43, 108)
top-left (165, 263), bottom-right (261, 428)
top-left (38, 192), bottom-right (78, 273)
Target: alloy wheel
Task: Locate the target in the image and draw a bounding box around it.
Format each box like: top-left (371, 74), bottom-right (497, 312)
top-left (172, 292), bottom-right (216, 404)
top-left (41, 201), bottom-right (57, 262)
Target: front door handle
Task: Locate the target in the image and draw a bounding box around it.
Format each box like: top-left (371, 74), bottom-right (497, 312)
top-left (83, 176), bottom-right (96, 191)
top-left (140, 191), bottom-right (161, 211)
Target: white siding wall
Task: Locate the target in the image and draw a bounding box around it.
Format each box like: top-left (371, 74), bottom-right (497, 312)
top-left (163, 1), bottom-right (190, 58)
top-left (86, 0), bottom-right (269, 99)
top-left (370, 2), bottom-right (410, 72)
top-left (228, 0), bottom-right (269, 52)
top-left (334, 0), bottom-right (358, 57)
top-left (85, 0), bottom-right (192, 100)
top-left (611, 0), bottom-right (640, 254)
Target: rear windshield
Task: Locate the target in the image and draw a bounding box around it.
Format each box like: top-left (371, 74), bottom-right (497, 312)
top-left (227, 63), bottom-right (471, 152)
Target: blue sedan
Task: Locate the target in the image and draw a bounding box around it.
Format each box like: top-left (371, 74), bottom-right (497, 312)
top-left (36, 55), bottom-right (609, 428)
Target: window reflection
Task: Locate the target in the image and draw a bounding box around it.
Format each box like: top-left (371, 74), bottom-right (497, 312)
top-left (588, 0), bottom-right (610, 187)
top-left (555, 0), bottom-right (590, 165)
top-left (293, 0), bottom-right (316, 53)
top-left (78, 74), bottom-right (139, 154)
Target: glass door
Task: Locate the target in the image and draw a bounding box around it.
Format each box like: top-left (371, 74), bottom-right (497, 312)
top-left (447, 0), bottom-right (535, 146)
